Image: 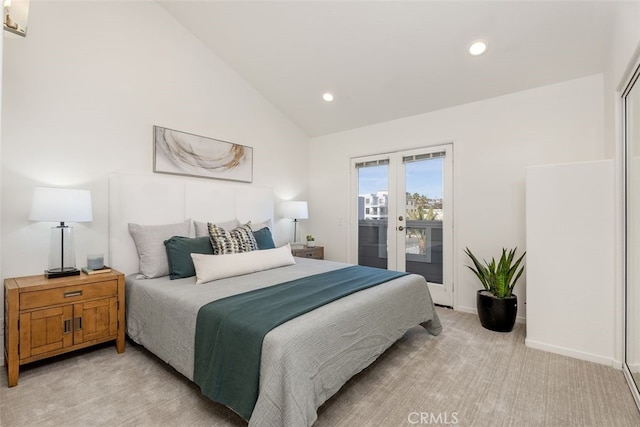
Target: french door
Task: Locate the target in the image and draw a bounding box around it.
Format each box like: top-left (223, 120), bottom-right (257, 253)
top-left (350, 144), bottom-right (453, 307)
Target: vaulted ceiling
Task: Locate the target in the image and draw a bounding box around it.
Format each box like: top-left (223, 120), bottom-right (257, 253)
top-left (159, 1), bottom-right (624, 137)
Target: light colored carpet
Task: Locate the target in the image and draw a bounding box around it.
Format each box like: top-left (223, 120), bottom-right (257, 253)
top-left (2, 307), bottom-right (639, 426)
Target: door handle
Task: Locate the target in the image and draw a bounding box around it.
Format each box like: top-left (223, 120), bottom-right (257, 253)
top-left (398, 226), bottom-right (405, 231)
top-left (398, 216), bottom-right (404, 221)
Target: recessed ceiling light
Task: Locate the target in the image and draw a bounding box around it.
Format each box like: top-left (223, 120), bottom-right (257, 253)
top-left (322, 93), bottom-right (334, 102)
top-left (469, 40), bottom-right (488, 56)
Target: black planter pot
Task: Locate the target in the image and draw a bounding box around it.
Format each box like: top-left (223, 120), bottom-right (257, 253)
top-left (476, 290), bottom-right (517, 332)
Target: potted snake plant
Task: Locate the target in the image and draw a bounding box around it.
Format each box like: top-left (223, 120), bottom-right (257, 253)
top-left (464, 247), bottom-right (525, 332)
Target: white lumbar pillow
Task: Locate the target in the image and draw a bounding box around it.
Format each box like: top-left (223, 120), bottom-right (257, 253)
top-left (191, 243), bottom-right (296, 285)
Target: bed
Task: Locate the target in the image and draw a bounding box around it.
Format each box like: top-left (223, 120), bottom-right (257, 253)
top-left (109, 173), bottom-right (442, 426)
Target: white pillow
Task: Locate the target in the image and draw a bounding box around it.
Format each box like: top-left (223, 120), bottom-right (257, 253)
top-left (191, 244), bottom-right (295, 285)
top-left (245, 218), bottom-right (273, 232)
top-left (194, 219), bottom-right (238, 237)
top-left (128, 219), bottom-right (191, 278)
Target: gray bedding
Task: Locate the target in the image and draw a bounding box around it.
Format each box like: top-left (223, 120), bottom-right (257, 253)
top-left (126, 257), bottom-right (441, 426)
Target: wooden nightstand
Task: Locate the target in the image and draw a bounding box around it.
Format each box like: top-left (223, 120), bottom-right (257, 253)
top-left (4, 269), bottom-right (125, 387)
top-left (291, 246), bottom-right (324, 260)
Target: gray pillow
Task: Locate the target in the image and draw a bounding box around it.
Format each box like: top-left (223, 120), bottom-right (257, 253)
top-left (128, 219), bottom-right (191, 278)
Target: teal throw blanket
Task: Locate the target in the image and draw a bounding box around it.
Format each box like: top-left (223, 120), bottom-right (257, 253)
top-left (194, 265), bottom-right (407, 420)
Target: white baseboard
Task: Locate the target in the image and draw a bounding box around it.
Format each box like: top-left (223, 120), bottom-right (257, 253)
top-left (454, 305), bottom-right (476, 315)
top-left (525, 338), bottom-right (616, 367)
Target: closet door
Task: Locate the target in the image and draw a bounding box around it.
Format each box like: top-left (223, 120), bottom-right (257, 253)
top-left (624, 61), bottom-right (640, 407)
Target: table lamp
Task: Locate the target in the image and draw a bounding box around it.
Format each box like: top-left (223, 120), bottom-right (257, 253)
top-left (281, 200), bottom-right (308, 244)
top-left (29, 187), bottom-right (93, 278)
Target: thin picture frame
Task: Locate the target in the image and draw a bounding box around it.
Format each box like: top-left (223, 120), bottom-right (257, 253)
top-left (3, 0), bottom-right (29, 37)
top-left (153, 126), bottom-right (253, 183)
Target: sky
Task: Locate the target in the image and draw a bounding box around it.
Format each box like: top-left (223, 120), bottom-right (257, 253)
top-left (358, 158), bottom-right (443, 199)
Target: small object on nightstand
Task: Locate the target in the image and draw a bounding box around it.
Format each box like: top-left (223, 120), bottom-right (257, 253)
top-left (87, 253), bottom-right (104, 270)
top-left (305, 234), bottom-right (315, 247)
top-left (291, 246), bottom-right (324, 260)
top-left (81, 266), bottom-right (112, 275)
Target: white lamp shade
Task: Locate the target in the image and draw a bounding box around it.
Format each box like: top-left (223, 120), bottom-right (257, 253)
top-left (281, 201), bottom-right (309, 220)
top-left (29, 187), bottom-right (93, 223)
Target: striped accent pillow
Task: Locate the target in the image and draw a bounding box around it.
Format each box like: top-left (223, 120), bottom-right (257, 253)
top-left (208, 222), bottom-right (258, 255)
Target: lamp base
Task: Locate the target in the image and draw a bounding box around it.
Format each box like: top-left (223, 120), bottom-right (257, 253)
top-left (45, 268), bottom-right (80, 279)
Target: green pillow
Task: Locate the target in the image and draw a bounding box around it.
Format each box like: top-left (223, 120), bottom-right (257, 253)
top-left (253, 227), bottom-right (276, 250)
top-left (164, 236), bottom-right (213, 279)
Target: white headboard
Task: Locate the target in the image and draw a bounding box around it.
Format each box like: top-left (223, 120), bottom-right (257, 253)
top-left (109, 172), bottom-right (274, 275)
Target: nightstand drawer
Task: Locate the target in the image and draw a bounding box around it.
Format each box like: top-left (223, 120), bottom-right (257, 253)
top-left (291, 246), bottom-right (324, 260)
top-left (20, 281), bottom-right (118, 310)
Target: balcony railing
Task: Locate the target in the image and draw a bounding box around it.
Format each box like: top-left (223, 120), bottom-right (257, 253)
top-left (358, 219), bottom-right (443, 284)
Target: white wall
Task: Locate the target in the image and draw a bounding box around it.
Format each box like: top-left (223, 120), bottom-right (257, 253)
top-left (526, 160), bottom-right (615, 366)
top-left (602, 4), bottom-right (640, 293)
top-left (309, 74), bottom-right (606, 318)
top-left (0, 1), bottom-right (309, 352)
top-left (605, 1), bottom-right (640, 120)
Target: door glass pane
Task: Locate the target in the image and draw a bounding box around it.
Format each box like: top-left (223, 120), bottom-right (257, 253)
top-left (357, 163), bottom-right (388, 269)
top-left (405, 157), bottom-right (443, 283)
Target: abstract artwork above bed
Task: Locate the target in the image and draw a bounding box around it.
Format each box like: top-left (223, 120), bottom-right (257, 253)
top-left (153, 125), bottom-right (253, 183)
